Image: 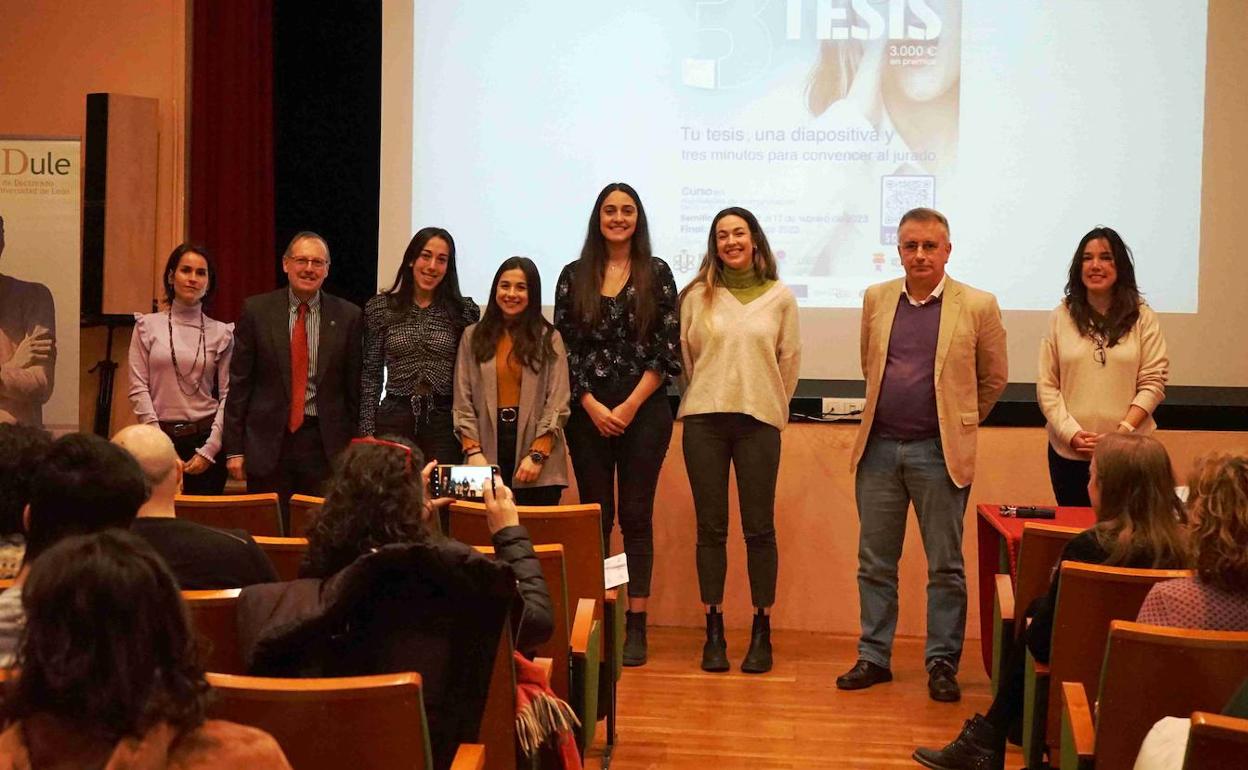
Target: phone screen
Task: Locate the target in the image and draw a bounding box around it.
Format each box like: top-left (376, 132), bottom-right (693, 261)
top-left (432, 464), bottom-right (497, 501)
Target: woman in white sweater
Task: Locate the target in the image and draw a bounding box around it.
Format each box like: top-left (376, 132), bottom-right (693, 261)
top-left (1037, 226), bottom-right (1168, 506)
top-left (678, 207), bottom-right (800, 674)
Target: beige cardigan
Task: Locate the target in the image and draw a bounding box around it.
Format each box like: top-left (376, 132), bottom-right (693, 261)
top-left (677, 282), bottom-right (801, 430)
top-left (452, 324), bottom-right (571, 488)
top-left (1037, 302), bottom-right (1168, 460)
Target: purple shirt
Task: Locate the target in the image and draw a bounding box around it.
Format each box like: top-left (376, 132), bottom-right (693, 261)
top-left (128, 303), bottom-right (234, 461)
top-left (872, 292), bottom-right (941, 440)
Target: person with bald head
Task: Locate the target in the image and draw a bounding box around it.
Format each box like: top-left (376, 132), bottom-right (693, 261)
top-left (113, 424), bottom-right (276, 589)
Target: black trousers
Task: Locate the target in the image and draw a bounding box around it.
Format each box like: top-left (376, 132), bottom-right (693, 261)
top-left (247, 418), bottom-right (330, 534)
top-left (565, 385), bottom-right (673, 598)
top-left (497, 410), bottom-right (564, 507)
top-left (1047, 444), bottom-right (1091, 507)
top-left (171, 429), bottom-right (227, 495)
top-left (375, 394), bottom-right (463, 466)
top-left (682, 412), bottom-right (781, 608)
top-left (986, 596), bottom-right (1052, 734)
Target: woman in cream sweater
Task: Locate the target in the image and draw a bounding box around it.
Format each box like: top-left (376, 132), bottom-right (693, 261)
top-left (678, 206), bottom-right (800, 674)
top-left (1037, 226), bottom-right (1168, 506)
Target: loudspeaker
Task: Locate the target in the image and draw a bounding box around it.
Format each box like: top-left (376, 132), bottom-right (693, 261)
top-left (82, 92), bottom-right (159, 318)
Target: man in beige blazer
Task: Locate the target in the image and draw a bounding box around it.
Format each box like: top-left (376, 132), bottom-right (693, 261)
top-left (836, 208), bottom-right (1008, 702)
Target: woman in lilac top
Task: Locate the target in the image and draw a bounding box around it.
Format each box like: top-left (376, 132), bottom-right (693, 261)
top-left (128, 243), bottom-right (233, 495)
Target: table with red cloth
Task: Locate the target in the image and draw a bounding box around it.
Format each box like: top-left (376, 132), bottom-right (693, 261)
top-left (974, 504), bottom-right (1096, 674)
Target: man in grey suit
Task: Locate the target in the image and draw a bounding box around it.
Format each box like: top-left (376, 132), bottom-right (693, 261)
top-left (224, 232), bottom-right (362, 528)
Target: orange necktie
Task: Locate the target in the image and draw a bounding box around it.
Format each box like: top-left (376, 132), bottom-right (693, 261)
top-left (289, 302), bottom-right (308, 432)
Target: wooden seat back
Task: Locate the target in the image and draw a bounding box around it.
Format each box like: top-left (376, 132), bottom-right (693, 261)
top-left (475, 544), bottom-right (571, 701)
top-left (207, 671), bottom-right (436, 770)
top-left (450, 502), bottom-right (605, 614)
top-left (1093, 622), bottom-right (1248, 770)
top-left (175, 493), bottom-right (282, 537)
top-left (1013, 523), bottom-right (1083, 636)
top-left (183, 589), bottom-right (245, 674)
top-left (288, 493), bottom-right (324, 537)
top-left (477, 614), bottom-right (518, 770)
top-left (1044, 563), bottom-right (1192, 753)
top-left (252, 535), bottom-right (308, 581)
top-left (1184, 711), bottom-right (1248, 769)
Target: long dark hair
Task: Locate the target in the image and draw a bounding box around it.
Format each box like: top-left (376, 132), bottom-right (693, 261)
top-left (472, 257), bottom-right (556, 371)
top-left (4, 530), bottom-right (210, 741)
top-left (1063, 226), bottom-right (1141, 346)
top-left (381, 227), bottom-right (469, 325)
top-left (162, 242), bottom-right (218, 306)
top-left (569, 182), bottom-right (657, 339)
top-left (1091, 433), bottom-right (1189, 569)
top-left (680, 206), bottom-right (779, 308)
top-left (304, 437), bottom-right (433, 578)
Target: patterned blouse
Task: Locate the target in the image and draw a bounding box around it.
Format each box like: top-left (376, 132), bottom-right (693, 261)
top-left (1136, 576), bottom-right (1248, 631)
top-left (553, 257), bottom-right (682, 400)
top-left (360, 293), bottom-right (480, 435)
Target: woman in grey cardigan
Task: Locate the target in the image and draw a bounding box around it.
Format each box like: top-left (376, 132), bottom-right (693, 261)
top-left (453, 257), bottom-right (570, 506)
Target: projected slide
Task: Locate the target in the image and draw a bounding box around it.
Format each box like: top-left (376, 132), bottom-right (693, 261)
top-left (410, 1), bottom-right (1206, 311)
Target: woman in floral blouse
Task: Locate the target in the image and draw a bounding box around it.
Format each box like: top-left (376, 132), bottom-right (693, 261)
top-left (554, 182), bottom-right (681, 667)
top-left (360, 227), bottom-right (479, 466)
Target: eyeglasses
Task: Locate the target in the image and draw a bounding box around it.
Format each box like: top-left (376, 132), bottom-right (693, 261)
top-left (287, 257), bottom-right (330, 270)
top-left (350, 436), bottom-right (413, 473)
top-left (1093, 336), bottom-right (1106, 366)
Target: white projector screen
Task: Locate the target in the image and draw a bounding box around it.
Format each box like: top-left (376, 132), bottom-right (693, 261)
top-left (381, 1), bottom-right (1247, 386)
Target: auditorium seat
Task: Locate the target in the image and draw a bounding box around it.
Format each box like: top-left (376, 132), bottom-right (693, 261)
top-left (174, 493), bottom-right (282, 537)
top-left (450, 501), bottom-right (622, 750)
top-left (183, 588), bottom-right (245, 674)
top-left (1183, 711), bottom-right (1248, 769)
top-left (287, 493), bottom-right (323, 537)
top-left (1022, 563), bottom-right (1192, 769)
top-left (475, 543), bottom-right (602, 753)
top-left (252, 535), bottom-right (308, 581)
top-left (992, 522), bottom-right (1083, 692)
top-left (207, 671), bottom-right (485, 770)
top-left (1059, 621), bottom-right (1248, 770)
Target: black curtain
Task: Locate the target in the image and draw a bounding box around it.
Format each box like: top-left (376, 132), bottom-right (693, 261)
top-left (273, 0), bottom-right (381, 307)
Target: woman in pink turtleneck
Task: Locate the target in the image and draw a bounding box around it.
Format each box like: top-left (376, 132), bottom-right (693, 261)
top-left (128, 243), bottom-right (234, 495)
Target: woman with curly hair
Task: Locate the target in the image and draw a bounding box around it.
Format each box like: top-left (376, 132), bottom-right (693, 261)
top-left (0, 529), bottom-right (290, 768)
top-left (1137, 452), bottom-right (1248, 629)
top-left (237, 436), bottom-right (553, 770)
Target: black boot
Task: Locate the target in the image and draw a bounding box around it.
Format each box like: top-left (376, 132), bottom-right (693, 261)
top-left (740, 609), bottom-right (772, 674)
top-left (701, 608), bottom-right (729, 672)
top-left (623, 610), bottom-right (647, 667)
top-left (912, 714), bottom-right (1005, 770)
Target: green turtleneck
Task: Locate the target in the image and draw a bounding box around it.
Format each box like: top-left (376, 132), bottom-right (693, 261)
top-left (721, 264), bottom-right (775, 304)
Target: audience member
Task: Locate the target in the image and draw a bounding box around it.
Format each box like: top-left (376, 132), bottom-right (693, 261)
top-left (0, 423), bottom-right (51, 579)
top-left (112, 424), bottom-right (277, 589)
top-left (1137, 452), bottom-right (1248, 629)
top-left (454, 256), bottom-right (571, 506)
top-left (236, 436), bottom-right (552, 770)
top-left (0, 530), bottom-right (290, 768)
top-left (912, 433), bottom-right (1189, 770)
top-left (0, 432), bottom-right (148, 666)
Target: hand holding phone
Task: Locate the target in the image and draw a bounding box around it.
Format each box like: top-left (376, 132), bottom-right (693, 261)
top-left (483, 471), bottom-right (519, 534)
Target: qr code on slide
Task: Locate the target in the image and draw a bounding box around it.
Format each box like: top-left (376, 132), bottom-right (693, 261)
top-left (879, 175), bottom-right (935, 245)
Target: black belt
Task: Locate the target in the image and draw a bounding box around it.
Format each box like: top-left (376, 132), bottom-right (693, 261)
top-left (159, 415), bottom-right (215, 439)
top-left (498, 407), bottom-right (518, 424)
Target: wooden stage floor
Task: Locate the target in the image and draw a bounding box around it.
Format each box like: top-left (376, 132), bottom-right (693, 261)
top-left (586, 626), bottom-right (1024, 769)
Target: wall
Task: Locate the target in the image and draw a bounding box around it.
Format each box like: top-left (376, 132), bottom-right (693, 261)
top-left (0, 0), bottom-right (188, 432)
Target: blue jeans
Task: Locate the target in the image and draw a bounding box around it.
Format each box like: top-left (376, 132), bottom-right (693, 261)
top-left (855, 435), bottom-right (970, 671)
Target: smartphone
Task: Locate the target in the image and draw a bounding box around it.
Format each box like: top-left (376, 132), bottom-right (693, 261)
top-left (430, 464), bottom-right (498, 502)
